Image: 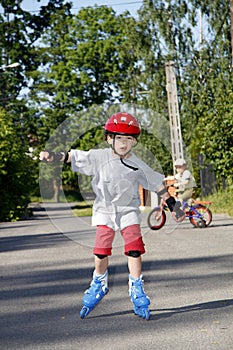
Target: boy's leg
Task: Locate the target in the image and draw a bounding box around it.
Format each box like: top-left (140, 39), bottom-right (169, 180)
top-left (80, 268), bottom-right (109, 319)
top-left (80, 225), bottom-right (114, 319)
top-left (179, 189), bottom-right (193, 203)
top-left (95, 255), bottom-right (108, 275)
top-left (121, 225), bottom-right (150, 320)
top-left (127, 255), bottom-right (142, 279)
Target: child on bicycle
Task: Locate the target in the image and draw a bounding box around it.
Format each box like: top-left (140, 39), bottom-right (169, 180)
top-left (40, 112), bottom-right (185, 320)
top-left (174, 158), bottom-right (196, 204)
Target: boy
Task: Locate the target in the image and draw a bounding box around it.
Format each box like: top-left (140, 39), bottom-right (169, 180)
top-left (40, 112), bottom-right (184, 320)
top-left (174, 158), bottom-right (196, 203)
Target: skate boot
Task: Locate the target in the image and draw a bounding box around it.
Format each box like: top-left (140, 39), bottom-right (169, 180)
top-left (80, 270), bottom-right (109, 319)
top-left (128, 275), bottom-right (150, 320)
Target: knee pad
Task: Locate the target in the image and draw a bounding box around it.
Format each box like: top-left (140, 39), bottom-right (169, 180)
top-left (95, 254), bottom-right (108, 260)
top-left (127, 250), bottom-right (141, 258)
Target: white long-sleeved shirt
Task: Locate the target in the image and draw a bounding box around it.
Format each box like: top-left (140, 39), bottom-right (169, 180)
top-left (71, 148), bottom-right (164, 230)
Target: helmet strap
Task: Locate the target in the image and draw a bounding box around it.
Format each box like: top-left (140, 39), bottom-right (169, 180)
top-left (120, 157), bottom-right (138, 171)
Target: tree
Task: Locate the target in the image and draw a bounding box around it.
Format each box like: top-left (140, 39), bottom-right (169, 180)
top-left (180, 0), bottom-right (233, 185)
top-left (30, 6), bottom-right (138, 117)
top-left (0, 0), bottom-right (72, 108)
top-left (136, 0), bottom-right (233, 186)
top-left (0, 108), bottom-right (36, 221)
top-left (0, 0), bottom-right (73, 217)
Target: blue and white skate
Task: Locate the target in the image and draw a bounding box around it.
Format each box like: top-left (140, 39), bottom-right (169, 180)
top-left (80, 270), bottom-right (109, 319)
top-left (129, 275), bottom-right (150, 320)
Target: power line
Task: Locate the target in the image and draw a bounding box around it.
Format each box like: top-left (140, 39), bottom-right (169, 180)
top-left (0, 1), bottom-right (143, 14)
top-left (82, 1), bottom-right (143, 7)
top-left (72, 1), bottom-right (143, 13)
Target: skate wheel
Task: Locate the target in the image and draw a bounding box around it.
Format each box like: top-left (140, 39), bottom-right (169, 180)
top-left (145, 309), bottom-right (150, 320)
top-left (80, 306), bottom-right (89, 319)
top-left (134, 307), bottom-right (150, 320)
top-left (143, 308), bottom-right (150, 320)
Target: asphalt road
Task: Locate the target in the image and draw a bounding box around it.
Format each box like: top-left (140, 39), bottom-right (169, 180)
top-left (0, 202), bottom-right (232, 350)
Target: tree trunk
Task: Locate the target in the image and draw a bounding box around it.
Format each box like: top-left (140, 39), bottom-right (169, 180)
top-left (53, 178), bottom-right (61, 203)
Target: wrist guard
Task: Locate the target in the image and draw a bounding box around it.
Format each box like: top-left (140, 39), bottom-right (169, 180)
top-left (45, 150), bottom-right (69, 163)
top-left (166, 197), bottom-right (184, 219)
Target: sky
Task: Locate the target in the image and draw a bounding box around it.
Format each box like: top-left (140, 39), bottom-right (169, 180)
top-left (20, 0), bottom-right (143, 17)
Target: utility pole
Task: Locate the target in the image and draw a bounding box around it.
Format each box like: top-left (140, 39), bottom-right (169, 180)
top-left (165, 61), bottom-right (184, 175)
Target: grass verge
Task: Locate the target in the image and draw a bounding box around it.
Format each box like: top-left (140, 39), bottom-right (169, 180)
top-left (204, 189), bottom-right (233, 217)
top-left (72, 202), bottom-right (92, 217)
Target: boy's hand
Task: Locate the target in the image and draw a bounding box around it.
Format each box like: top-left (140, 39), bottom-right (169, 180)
top-left (39, 150), bottom-right (53, 162)
top-left (39, 150), bottom-right (69, 163)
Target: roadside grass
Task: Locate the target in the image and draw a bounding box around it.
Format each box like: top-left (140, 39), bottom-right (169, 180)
top-left (72, 202), bottom-right (92, 217)
top-left (203, 189), bottom-right (233, 217)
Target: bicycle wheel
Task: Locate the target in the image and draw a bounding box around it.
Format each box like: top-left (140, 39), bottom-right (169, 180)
top-left (147, 208), bottom-right (166, 230)
top-left (189, 205), bottom-right (212, 228)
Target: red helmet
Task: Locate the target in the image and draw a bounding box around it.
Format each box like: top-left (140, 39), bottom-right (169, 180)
top-left (104, 112), bottom-right (140, 137)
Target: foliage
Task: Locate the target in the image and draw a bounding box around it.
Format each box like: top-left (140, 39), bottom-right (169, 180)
top-left (30, 6), bottom-right (135, 120)
top-left (190, 86), bottom-right (233, 182)
top-left (0, 0), bottom-right (73, 216)
top-left (137, 0), bottom-right (233, 185)
top-left (0, 0), bottom-right (72, 110)
top-left (0, 109), bottom-right (36, 221)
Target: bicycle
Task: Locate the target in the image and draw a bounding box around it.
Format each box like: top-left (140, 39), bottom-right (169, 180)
top-left (147, 198), bottom-right (212, 230)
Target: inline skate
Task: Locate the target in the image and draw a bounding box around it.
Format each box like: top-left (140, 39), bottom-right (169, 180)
top-left (129, 275), bottom-right (150, 320)
top-left (80, 270), bottom-right (109, 319)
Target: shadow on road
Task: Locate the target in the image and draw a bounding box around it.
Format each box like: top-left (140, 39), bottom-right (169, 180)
top-left (151, 298), bottom-right (233, 320)
top-left (85, 298), bottom-right (233, 320)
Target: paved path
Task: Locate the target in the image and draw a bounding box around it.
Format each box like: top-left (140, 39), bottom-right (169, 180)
top-left (0, 203), bottom-right (233, 350)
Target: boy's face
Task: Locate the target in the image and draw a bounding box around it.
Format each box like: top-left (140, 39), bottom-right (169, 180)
top-left (107, 134), bottom-right (136, 157)
top-left (175, 165), bottom-right (186, 174)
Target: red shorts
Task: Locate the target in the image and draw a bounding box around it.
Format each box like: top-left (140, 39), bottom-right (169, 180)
top-left (93, 224), bottom-right (145, 256)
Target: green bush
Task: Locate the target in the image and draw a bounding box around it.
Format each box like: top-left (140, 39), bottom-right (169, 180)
top-left (0, 110), bottom-right (36, 221)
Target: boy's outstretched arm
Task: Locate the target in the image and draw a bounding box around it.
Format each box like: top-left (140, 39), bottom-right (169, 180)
top-left (156, 184), bottom-right (185, 222)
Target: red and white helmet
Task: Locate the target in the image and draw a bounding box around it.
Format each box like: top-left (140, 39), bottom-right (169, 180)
top-left (104, 112), bottom-right (141, 137)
